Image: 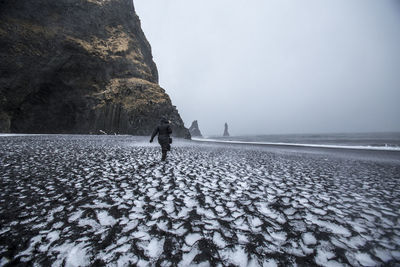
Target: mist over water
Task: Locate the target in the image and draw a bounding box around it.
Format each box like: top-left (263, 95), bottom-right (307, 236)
top-left (135, 0), bottom-right (400, 136)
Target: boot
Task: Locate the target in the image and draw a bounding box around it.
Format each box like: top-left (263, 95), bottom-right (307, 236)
top-left (161, 151), bottom-right (167, 161)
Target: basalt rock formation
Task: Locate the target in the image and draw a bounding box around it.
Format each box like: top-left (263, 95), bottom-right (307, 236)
top-left (0, 0), bottom-right (190, 137)
top-left (223, 122), bottom-right (230, 137)
top-left (189, 120), bottom-right (202, 137)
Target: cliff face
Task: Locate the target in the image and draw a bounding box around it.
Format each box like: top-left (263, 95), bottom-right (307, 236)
top-left (0, 0), bottom-right (190, 137)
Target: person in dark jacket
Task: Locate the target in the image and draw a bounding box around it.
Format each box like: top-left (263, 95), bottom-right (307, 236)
top-left (150, 117), bottom-right (172, 161)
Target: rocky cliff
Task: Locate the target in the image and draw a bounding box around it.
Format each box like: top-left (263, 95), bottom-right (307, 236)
top-left (223, 123), bottom-right (230, 137)
top-left (189, 120), bottom-right (202, 137)
top-left (0, 0), bottom-right (190, 137)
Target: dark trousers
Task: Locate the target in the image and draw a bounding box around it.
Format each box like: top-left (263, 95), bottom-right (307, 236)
top-left (158, 137), bottom-right (170, 161)
top-left (161, 150), bottom-right (167, 161)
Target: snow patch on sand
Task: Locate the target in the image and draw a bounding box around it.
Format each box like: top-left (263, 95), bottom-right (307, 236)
top-left (96, 211), bottom-right (117, 226)
top-left (185, 233), bottom-right (202, 246)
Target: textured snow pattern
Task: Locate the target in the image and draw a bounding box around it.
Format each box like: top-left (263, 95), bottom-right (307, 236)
top-left (0, 135), bottom-right (400, 266)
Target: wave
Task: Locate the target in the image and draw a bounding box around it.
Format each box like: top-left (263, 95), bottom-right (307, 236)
top-left (192, 138), bottom-right (400, 151)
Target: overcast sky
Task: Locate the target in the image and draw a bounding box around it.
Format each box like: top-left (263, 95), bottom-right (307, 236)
top-left (134, 0), bottom-right (400, 136)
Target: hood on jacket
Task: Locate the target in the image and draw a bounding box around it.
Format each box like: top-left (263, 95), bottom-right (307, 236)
top-left (160, 117), bottom-right (169, 124)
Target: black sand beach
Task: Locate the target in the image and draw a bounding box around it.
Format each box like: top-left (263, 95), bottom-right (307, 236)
top-left (0, 135), bottom-right (399, 266)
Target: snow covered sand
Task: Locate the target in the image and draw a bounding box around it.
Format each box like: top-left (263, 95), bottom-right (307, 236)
top-left (0, 135), bottom-right (399, 266)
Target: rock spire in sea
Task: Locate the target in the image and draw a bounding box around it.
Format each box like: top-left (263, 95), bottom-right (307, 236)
top-left (223, 122), bottom-right (230, 137)
top-left (189, 120), bottom-right (202, 137)
top-left (0, 0), bottom-right (189, 137)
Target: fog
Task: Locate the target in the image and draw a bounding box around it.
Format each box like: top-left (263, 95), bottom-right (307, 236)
top-left (134, 0), bottom-right (400, 136)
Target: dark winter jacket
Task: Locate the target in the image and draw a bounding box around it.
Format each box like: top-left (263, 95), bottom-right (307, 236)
top-left (150, 119), bottom-right (172, 149)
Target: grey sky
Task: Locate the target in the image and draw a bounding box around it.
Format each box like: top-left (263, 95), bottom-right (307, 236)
top-left (134, 0), bottom-right (400, 136)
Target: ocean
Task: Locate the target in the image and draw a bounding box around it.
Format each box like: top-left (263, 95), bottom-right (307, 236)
top-left (202, 132), bottom-right (400, 150)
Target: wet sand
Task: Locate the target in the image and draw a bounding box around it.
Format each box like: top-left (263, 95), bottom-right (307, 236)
top-left (0, 135), bottom-right (399, 266)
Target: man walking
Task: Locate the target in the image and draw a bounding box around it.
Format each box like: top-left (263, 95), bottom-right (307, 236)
top-left (150, 117), bottom-right (172, 161)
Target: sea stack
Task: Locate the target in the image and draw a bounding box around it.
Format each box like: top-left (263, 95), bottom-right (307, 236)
top-left (223, 122), bottom-right (230, 137)
top-left (189, 120), bottom-right (202, 137)
top-left (0, 0), bottom-right (189, 137)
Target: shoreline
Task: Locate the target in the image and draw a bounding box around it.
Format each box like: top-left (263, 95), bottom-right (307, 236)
top-left (2, 133), bottom-right (399, 152)
top-left (192, 137), bottom-right (400, 152)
